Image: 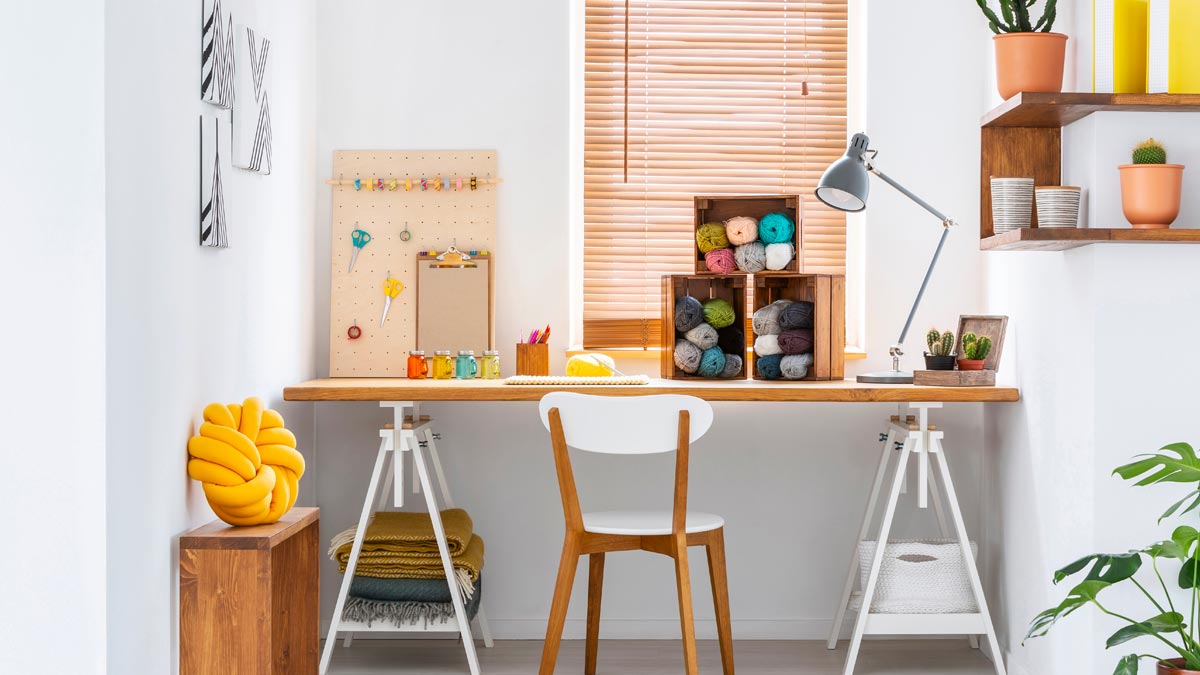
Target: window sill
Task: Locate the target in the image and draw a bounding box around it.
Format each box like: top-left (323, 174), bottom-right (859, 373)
top-left (567, 347), bottom-right (867, 361)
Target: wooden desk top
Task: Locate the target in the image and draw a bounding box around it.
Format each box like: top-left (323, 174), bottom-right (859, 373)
top-left (179, 507), bottom-right (320, 550)
top-left (284, 378), bottom-right (1019, 403)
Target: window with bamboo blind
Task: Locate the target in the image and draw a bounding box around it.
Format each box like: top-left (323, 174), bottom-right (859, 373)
top-left (583, 0), bottom-right (849, 349)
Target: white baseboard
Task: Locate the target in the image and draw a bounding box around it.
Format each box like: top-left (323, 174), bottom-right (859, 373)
top-left (322, 617), bottom-right (855, 641)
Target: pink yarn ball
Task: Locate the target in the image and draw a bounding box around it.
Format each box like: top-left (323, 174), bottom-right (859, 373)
top-left (725, 216), bottom-right (759, 245)
top-left (704, 248), bottom-right (737, 274)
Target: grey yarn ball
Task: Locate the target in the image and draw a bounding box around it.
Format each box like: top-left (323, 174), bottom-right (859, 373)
top-left (684, 322), bottom-right (719, 350)
top-left (779, 301), bottom-right (815, 330)
top-left (674, 339), bottom-right (702, 374)
top-left (734, 242), bottom-right (767, 273)
top-left (719, 353), bottom-right (743, 379)
top-left (781, 353), bottom-right (815, 380)
top-left (754, 333), bottom-right (782, 357)
top-left (752, 299), bottom-right (794, 336)
top-left (674, 295), bottom-right (704, 333)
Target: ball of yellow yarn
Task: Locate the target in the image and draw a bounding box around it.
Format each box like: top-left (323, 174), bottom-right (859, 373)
top-left (566, 353), bottom-right (616, 377)
top-left (186, 397), bottom-right (306, 527)
top-left (696, 222), bottom-right (730, 254)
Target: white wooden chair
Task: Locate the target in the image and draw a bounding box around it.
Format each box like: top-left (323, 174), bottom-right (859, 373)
top-left (537, 393), bottom-right (734, 675)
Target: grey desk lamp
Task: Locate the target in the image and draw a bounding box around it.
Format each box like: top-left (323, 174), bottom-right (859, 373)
top-left (815, 133), bottom-right (957, 384)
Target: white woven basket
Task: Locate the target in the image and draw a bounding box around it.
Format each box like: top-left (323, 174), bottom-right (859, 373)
top-left (856, 539), bottom-right (979, 614)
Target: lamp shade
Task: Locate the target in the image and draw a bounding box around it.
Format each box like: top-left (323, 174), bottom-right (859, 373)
top-left (815, 132), bottom-right (872, 212)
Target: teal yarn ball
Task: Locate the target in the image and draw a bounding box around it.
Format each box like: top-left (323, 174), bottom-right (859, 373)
top-left (702, 298), bottom-right (736, 329)
top-left (759, 212), bottom-right (795, 244)
top-left (756, 354), bottom-right (784, 379)
top-left (696, 347), bottom-right (726, 378)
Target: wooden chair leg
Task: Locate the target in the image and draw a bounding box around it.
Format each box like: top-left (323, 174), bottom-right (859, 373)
top-left (673, 533), bottom-right (700, 675)
top-left (585, 553), bottom-right (606, 675)
top-left (706, 529), bottom-right (735, 675)
top-left (539, 534), bottom-right (581, 675)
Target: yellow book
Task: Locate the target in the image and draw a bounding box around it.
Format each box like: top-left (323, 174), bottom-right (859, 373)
top-left (1149, 0), bottom-right (1200, 93)
top-left (1094, 0), bottom-right (1150, 93)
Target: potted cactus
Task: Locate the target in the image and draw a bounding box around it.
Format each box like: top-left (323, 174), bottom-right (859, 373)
top-left (957, 332), bottom-right (993, 371)
top-left (974, 0), bottom-right (1067, 100)
top-left (924, 328), bottom-right (957, 371)
top-left (1119, 138), bottom-right (1185, 230)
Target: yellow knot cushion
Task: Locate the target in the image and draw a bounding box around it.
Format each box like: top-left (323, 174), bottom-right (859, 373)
top-left (566, 353), bottom-right (616, 377)
top-left (186, 397), bottom-right (306, 527)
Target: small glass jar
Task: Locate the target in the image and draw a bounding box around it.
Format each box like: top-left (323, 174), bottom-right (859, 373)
top-left (479, 350), bottom-right (501, 380)
top-left (432, 350), bottom-right (454, 380)
top-left (407, 350), bottom-right (428, 379)
top-left (455, 350), bottom-right (478, 380)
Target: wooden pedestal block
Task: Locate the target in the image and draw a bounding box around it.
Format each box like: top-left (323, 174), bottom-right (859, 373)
top-left (912, 370), bottom-right (997, 387)
top-left (180, 507), bottom-right (320, 675)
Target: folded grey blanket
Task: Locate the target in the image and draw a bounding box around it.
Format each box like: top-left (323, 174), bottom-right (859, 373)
top-left (343, 578), bottom-right (482, 628)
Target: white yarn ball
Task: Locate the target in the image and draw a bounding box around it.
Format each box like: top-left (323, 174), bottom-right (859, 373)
top-left (764, 242), bottom-right (795, 271)
top-left (754, 334), bottom-right (782, 357)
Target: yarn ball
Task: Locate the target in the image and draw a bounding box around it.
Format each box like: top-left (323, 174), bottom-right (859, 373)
top-left (734, 242), bottom-right (767, 273)
top-left (674, 295), bottom-right (704, 332)
top-left (696, 347), bottom-right (727, 378)
top-left (696, 222), bottom-right (730, 254)
top-left (779, 300), bottom-right (815, 330)
top-left (752, 299), bottom-right (794, 336)
top-left (702, 298), bottom-right (737, 329)
top-left (704, 248), bottom-right (737, 274)
top-left (719, 353), bottom-right (744, 379)
top-left (756, 354), bottom-right (784, 380)
top-left (754, 334), bottom-right (782, 357)
top-left (778, 328), bottom-right (815, 355)
top-left (684, 322), bottom-right (719, 350)
top-left (759, 212), bottom-right (795, 244)
top-left (566, 353), bottom-right (615, 377)
top-left (716, 325), bottom-right (745, 355)
top-left (781, 353), bottom-right (815, 380)
top-left (764, 242), bottom-right (795, 271)
top-left (674, 339), bottom-right (702, 374)
top-left (724, 216), bottom-right (759, 245)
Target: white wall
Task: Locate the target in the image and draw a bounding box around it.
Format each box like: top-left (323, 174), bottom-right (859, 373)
top-left (0, 4), bottom-right (107, 674)
top-left (312, 0), bottom-right (992, 640)
top-left (104, 1), bottom-right (318, 673)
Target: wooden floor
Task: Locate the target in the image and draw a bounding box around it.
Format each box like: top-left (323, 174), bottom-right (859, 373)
top-left (325, 639), bottom-right (996, 674)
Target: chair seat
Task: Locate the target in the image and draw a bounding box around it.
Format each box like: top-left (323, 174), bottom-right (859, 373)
top-left (582, 510), bottom-right (724, 536)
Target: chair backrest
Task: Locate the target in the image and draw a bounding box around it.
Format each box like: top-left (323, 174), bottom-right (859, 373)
top-left (538, 393), bottom-right (713, 455)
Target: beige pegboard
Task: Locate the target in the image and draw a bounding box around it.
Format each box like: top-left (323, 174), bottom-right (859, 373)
top-left (329, 150), bottom-right (497, 377)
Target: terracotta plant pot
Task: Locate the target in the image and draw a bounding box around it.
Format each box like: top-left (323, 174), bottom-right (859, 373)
top-left (924, 354), bottom-right (956, 371)
top-left (957, 359), bottom-right (986, 371)
top-left (1119, 164), bottom-right (1185, 229)
top-left (993, 32), bottom-right (1068, 100)
top-left (1157, 658), bottom-right (1200, 674)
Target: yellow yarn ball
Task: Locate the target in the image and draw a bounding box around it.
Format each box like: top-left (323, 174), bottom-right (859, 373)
top-left (566, 353), bottom-right (616, 377)
top-left (696, 222), bottom-right (730, 254)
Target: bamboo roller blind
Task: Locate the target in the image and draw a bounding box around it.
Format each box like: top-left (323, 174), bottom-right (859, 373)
top-left (584, 0), bottom-right (849, 349)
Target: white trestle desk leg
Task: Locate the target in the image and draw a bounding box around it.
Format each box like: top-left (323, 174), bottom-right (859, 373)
top-left (320, 435), bottom-right (392, 675)
top-left (827, 426), bottom-right (898, 649)
top-left (923, 457), bottom-right (976, 649)
top-left (422, 426), bottom-right (495, 649)
top-left (932, 437), bottom-right (1005, 674)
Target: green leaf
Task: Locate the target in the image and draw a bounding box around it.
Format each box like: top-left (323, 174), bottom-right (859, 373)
top-left (1054, 553), bottom-right (1142, 585)
top-left (1180, 558), bottom-right (1200, 588)
top-left (1106, 612), bottom-right (1185, 648)
top-left (1160, 491), bottom-right (1200, 523)
top-left (1114, 443), bottom-right (1200, 486)
top-left (1146, 538), bottom-right (1189, 561)
top-left (1114, 654), bottom-right (1140, 675)
top-left (1025, 580), bottom-right (1109, 642)
top-left (975, 0), bottom-right (1013, 32)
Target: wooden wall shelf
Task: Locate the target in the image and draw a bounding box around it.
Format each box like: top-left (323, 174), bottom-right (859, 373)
top-left (980, 93), bottom-right (1200, 249)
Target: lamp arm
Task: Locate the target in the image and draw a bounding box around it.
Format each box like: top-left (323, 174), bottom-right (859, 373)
top-left (869, 167), bottom-right (955, 225)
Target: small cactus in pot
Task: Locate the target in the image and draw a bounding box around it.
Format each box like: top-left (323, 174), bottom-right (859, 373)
top-left (958, 332), bottom-right (993, 370)
top-left (1120, 138), bottom-right (1184, 229)
top-left (1132, 138), bottom-right (1167, 164)
top-left (924, 328), bottom-right (957, 370)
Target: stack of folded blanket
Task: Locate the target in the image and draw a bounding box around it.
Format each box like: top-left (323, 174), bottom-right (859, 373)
top-left (328, 508), bottom-right (485, 628)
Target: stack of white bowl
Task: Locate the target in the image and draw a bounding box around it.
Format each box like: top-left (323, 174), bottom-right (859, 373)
top-left (1035, 186), bottom-right (1081, 228)
top-left (990, 177), bottom-right (1034, 233)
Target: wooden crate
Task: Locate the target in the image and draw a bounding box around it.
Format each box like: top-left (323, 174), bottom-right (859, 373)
top-left (180, 508), bottom-right (320, 675)
top-left (660, 275), bottom-right (748, 379)
top-left (694, 195), bottom-right (802, 274)
top-left (750, 275), bottom-right (845, 381)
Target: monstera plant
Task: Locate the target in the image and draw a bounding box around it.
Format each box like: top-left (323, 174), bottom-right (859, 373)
top-left (1026, 443), bottom-right (1200, 674)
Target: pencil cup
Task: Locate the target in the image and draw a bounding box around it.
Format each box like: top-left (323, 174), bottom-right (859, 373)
top-left (516, 343), bottom-right (549, 376)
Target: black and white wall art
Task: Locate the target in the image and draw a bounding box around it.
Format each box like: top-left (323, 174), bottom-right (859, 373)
top-left (201, 0), bottom-right (234, 108)
top-left (232, 24), bottom-right (272, 174)
top-left (200, 116), bottom-right (229, 248)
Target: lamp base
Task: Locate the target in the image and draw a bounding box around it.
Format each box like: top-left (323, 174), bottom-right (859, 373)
top-left (857, 370), bottom-right (915, 384)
